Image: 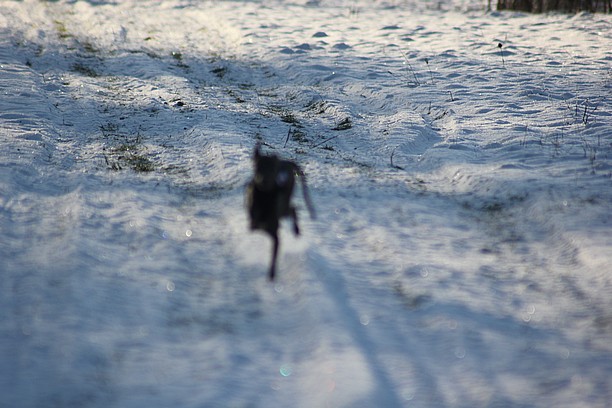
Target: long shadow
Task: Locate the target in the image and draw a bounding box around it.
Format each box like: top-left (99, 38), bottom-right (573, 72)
top-left (308, 247), bottom-right (612, 407)
top-left (305, 250), bottom-right (443, 407)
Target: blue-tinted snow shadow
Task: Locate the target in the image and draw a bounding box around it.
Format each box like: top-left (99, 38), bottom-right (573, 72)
top-left (304, 249), bottom-right (446, 407)
top-left (309, 251), bottom-right (612, 407)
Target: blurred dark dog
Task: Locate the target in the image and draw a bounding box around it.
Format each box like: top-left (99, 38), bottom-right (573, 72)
top-left (246, 144), bottom-right (315, 280)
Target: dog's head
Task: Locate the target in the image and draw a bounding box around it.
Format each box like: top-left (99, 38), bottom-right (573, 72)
top-left (252, 144), bottom-right (279, 192)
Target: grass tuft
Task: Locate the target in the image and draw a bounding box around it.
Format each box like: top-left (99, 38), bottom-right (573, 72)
top-left (333, 117), bottom-right (352, 131)
top-left (72, 63), bottom-right (99, 77)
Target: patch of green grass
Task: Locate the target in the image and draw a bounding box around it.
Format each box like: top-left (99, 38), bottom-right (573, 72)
top-left (280, 111), bottom-right (300, 125)
top-left (284, 126), bottom-right (308, 147)
top-left (82, 41), bottom-right (98, 54)
top-left (290, 128), bottom-right (307, 143)
top-left (105, 144), bottom-right (155, 172)
top-left (306, 100), bottom-right (328, 114)
top-left (127, 155), bottom-right (155, 172)
top-left (100, 124), bottom-right (156, 173)
top-left (99, 123), bottom-right (119, 134)
top-left (268, 106), bottom-right (301, 126)
top-left (72, 62), bottom-right (99, 77)
top-left (227, 89), bottom-right (245, 103)
top-left (211, 66), bottom-right (228, 78)
top-left (54, 20), bottom-right (72, 40)
top-left (171, 51), bottom-right (189, 69)
top-left (332, 117), bottom-right (352, 131)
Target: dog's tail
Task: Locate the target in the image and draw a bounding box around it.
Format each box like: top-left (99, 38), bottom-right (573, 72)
top-left (296, 166), bottom-right (316, 220)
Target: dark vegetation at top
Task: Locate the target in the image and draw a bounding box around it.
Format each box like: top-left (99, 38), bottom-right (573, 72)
top-left (496, 0), bottom-right (611, 12)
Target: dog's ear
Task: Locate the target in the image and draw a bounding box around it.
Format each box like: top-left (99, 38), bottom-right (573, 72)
top-left (253, 143), bottom-right (262, 160)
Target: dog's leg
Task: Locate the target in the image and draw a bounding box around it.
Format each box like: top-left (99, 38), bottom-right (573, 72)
top-left (296, 166), bottom-right (316, 219)
top-left (290, 206), bottom-right (300, 236)
top-left (269, 232), bottom-right (279, 281)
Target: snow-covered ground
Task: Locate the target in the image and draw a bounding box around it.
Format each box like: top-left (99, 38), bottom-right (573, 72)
top-left (1, 0), bottom-right (611, 406)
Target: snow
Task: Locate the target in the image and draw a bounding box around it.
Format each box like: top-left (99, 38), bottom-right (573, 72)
top-left (1, 0), bottom-right (611, 407)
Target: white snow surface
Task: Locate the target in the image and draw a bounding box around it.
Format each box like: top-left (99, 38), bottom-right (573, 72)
top-left (1, 0), bottom-right (611, 407)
